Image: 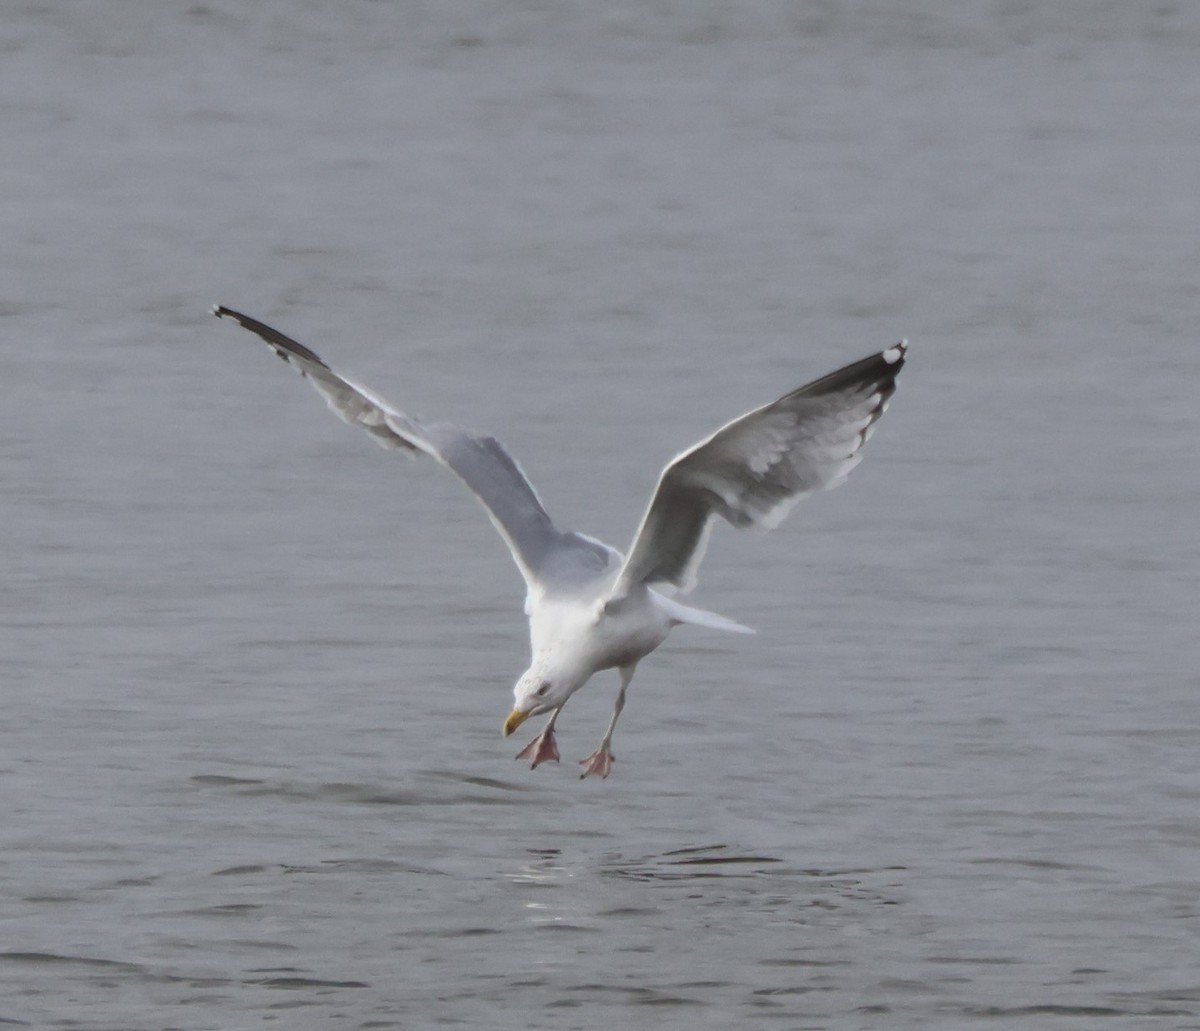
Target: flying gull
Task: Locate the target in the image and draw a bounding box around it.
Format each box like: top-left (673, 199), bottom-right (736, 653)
top-left (212, 306), bottom-right (906, 778)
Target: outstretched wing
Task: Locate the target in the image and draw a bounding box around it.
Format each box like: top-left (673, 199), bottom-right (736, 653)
top-left (212, 307), bottom-right (614, 593)
top-left (616, 342), bottom-right (907, 595)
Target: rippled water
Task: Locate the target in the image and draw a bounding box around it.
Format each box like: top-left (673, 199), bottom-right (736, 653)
top-left (3, 2), bottom-right (1199, 1028)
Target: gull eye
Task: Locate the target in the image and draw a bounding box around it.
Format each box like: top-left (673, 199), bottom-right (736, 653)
top-left (535, 681), bottom-right (550, 698)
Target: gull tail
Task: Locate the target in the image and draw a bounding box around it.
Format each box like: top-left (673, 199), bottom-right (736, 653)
top-left (653, 593), bottom-right (755, 634)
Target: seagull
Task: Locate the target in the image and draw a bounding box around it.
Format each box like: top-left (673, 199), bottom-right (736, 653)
top-left (212, 306), bottom-right (906, 778)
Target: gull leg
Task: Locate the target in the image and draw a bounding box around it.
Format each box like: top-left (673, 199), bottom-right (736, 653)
top-left (580, 664), bottom-right (636, 780)
top-left (515, 707), bottom-right (562, 768)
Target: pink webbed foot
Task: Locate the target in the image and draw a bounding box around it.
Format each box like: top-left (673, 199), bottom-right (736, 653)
top-left (578, 742), bottom-right (615, 779)
top-left (515, 727), bottom-right (559, 769)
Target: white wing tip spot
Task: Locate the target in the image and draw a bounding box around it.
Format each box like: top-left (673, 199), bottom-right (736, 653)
top-left (883, 340), bottom-right (908, 364)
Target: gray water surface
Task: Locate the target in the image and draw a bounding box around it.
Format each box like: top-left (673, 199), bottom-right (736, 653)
top-left (3, 3), bottom-right (1199, 1029)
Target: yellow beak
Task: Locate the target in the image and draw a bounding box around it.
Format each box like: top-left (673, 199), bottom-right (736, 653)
top-left (503, 708), bottom-right (530, 737)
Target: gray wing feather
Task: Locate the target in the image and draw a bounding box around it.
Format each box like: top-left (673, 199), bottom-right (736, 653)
top-left (617, 342), bottom-right (907, 595)
top-left (212, 307), bottom-right (612, 592)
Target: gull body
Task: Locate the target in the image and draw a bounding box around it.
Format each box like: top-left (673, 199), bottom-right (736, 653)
top-left (517, 587), bottom-right (672, 713)
top-left (212, 306), bottom-right (906, 778)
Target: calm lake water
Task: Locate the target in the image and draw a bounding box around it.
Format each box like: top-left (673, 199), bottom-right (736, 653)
top-left (3, 2), bottom-right (1199, 1028)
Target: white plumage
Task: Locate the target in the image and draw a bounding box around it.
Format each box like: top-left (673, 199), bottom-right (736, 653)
top-left (213, 306), bottom-right (906, 779)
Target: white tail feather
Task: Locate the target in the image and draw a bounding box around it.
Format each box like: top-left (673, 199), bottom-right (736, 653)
top-left (652, 593), bottom-right (755, 634)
